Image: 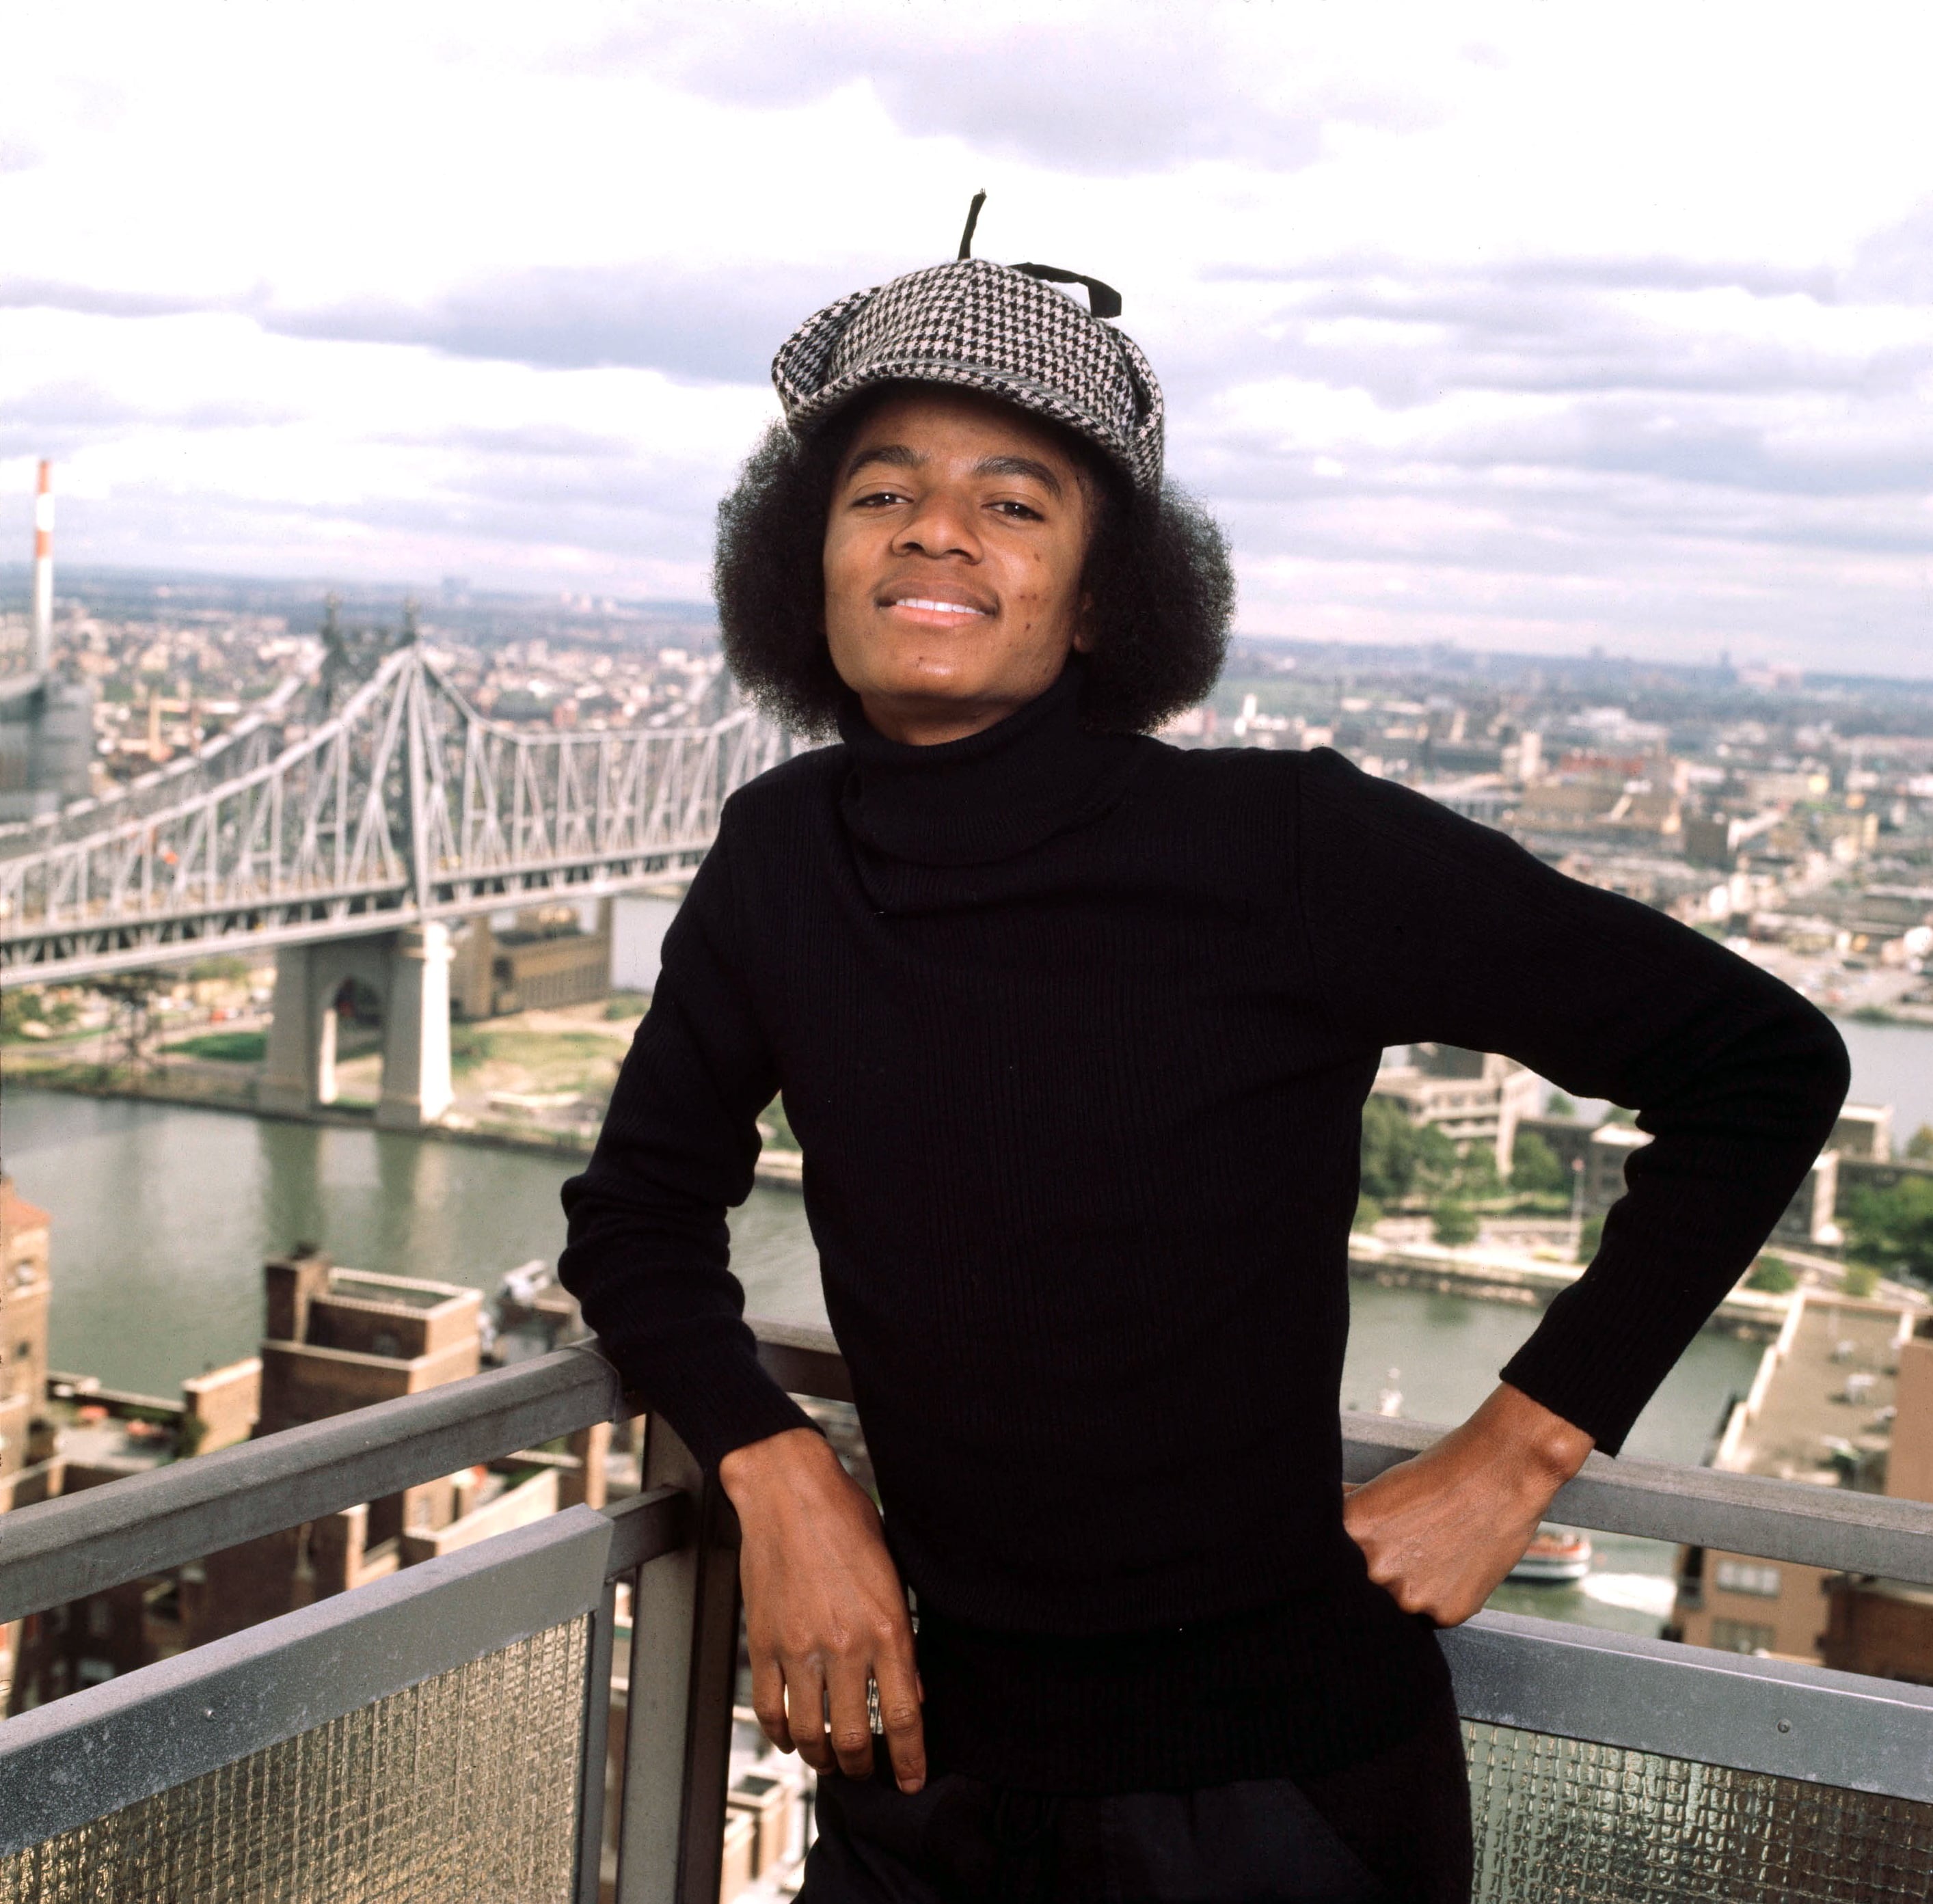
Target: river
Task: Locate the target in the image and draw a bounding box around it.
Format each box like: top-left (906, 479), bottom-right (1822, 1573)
top-left (10, 1014), bottom-right (1918, 1393)
top-left (1834, 1014), bottom-right (1933, 1143)
top-left (5, 1015), bottom-right (1925, 1635)
top-left (0, 1087), bottom-right (1760, 1443)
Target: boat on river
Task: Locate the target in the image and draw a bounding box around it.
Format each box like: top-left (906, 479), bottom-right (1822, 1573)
top-left (1509, 1525), bottom-right (1593, 1583)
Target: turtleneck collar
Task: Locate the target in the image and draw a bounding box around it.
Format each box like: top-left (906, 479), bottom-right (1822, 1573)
top-left (836, 662), bottom-right (1148, 867)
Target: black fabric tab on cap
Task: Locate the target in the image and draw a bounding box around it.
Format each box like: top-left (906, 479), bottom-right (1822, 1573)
top-left (1011, 262), bottom-right (1122, 321)
top-left (957, 189), bottom-right (988, 261)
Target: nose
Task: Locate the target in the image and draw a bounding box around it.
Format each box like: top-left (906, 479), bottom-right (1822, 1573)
top-left (892, 488), bottom-right (979, 562)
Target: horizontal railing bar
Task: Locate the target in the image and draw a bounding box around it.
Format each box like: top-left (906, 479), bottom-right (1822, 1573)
top-left (1444, 1606), bottom-right (1933, 1800)
top-left (1340, 1410), bottom-right (1933, 1586)
top-left (0, 1344), bottom-right (622, 1624)
top-left (754, 1319), bottom-right (855, 1404)
top-left (751, 1318), bottom-right (1933, 1586)
top-left (602, 1485), bottom-right (694, 1579)
top-left (10, 1314), bottom-right (1930, 1633)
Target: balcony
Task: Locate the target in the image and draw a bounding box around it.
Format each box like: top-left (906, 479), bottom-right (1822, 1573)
top-left (3, 1318), bottom-right (1933, 1901)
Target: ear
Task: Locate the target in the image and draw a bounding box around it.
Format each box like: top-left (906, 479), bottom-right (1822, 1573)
top-left (1072, 591), bottom-right (1096, 654)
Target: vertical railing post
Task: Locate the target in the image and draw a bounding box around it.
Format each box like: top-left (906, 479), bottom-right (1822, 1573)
top-left (614, 1418), bottom-right (742, 1904)
top-left (573, 1573), bottom-right (620, 1904)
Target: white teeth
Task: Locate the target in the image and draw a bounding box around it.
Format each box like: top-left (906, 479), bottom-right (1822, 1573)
top-left (893, 597), bottom-right (986, 614)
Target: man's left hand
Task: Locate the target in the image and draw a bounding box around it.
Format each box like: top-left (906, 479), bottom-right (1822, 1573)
top-left (1342, 1381), bottom-right (1594, 1627)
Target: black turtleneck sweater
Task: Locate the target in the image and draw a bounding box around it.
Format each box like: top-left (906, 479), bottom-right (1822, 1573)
top-left (559, 666), bottom-right (1847, 1795)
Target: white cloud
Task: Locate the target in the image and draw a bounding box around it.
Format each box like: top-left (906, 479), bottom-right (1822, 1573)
top-left (0, 0), bottom-right (1930, 670)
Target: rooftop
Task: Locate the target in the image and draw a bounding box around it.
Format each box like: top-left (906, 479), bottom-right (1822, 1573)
top-left (1722, 1294), bottom-right (1910, 1487)
top-left (326, 1268), bottom-right (478, 1313)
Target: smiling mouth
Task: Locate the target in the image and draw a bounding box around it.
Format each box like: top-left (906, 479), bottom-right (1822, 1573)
top-left (879, 593), bottom-right (995, 626)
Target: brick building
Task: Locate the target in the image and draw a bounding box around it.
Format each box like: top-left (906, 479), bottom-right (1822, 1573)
top-left (452, 901), bottom-right (613, 1019)
top-left (0, 1178), bottom-right (51, 1507)
top-left (1671, 1293), bottom-right (1919, 1662)
top-left (3, 1179), bottom-right (189, 1711)
top-left (3, 1235), bottom-right (610, 1710)
top-left (1819, 1314), bottom-right (1933, 1682)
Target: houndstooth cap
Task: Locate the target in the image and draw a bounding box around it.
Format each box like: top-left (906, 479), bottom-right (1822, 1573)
top-left (772, 257), bottom-right (1165, 495)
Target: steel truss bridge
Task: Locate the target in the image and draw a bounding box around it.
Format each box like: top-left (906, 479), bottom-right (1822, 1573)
top-left (0, 642), bottom-right (788, 988)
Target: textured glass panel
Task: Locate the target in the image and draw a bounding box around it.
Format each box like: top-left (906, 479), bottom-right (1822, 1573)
top-left (0, 1615), bottom-right (588, 1904)
top-left (1467, 1720), bottom-right (1933, 1903)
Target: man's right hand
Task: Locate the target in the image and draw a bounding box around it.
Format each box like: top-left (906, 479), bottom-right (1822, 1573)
top-left (718, 1426), bottom-right (926, 1793)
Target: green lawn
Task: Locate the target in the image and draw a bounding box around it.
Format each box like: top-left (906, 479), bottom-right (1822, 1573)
top-left (172, 1031), bottom-right (269, 1063)
top-left (450, 1025), bottom-right (620, 1090)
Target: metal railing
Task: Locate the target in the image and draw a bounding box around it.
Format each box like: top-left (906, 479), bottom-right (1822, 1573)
top-left (3, 1318), bottom-right (1933, 1900)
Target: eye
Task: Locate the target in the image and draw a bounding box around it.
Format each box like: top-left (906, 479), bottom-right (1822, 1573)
top-left (850, 487), bottom-right (908, 509)
top-left (990, 499), bottom-right (1044, 521)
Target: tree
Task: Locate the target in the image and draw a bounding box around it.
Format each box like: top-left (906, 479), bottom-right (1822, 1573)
top-left (1906, 1124), bottom-right (1933, 1162)
top-left (1841, 1179), bottom-right (1933, 1286)
top-left (1352, 1195), bottom-right (1383, 1234)
top-left (1432, 1200), bottom-right (1478, 1247)
top-left (1748, 1255), bottom-right (1797, 1294)
top-left (1577, 1212), bottom-right (1606, 1262)
top-left (1456, 1142), bottom-right (1502, 1201)
top-left (1511, 1130), bottom-right (1569, 1197)
top-left (1545, 1091), bottom-right (1577, 1119)
top-left (0, 990), bottom-right (44, 1039)
top-left (1841, 1263), bottom-right (1879, 1299)
top-left (1359, 1096), bottom-right (1459, 1205)
top-left (1, 987), bottom-right (77, 1039)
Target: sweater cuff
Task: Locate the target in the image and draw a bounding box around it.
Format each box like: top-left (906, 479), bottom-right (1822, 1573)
top-left (1500, 1335), bottom-right (1644, 1457)
top-left (629, 1339), bottom-right (820, 1474)
top-left (1499, 1252), bottom-right (1732, 1456)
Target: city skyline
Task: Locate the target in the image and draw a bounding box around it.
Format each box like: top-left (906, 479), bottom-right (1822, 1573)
top-left (3, 3), bottom-right (1932, 675)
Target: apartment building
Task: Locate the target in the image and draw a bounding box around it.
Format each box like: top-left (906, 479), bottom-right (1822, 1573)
top-left (1672, 1293), bottom-right (1914, 1660)
top-left (1371, 1043), bottom-right (1542, 1175)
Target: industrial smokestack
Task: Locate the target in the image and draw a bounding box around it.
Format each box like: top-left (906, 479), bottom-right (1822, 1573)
top-left (30, 459), bottom-right (53, 675)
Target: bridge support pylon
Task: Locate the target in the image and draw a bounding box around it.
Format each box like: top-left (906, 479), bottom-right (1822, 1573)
top-left (375, 925), bottom-right (455, 1131)
top-left (258, 926), bottom-right (455, 1131)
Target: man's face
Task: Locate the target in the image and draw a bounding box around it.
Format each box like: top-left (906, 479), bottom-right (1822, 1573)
top-left (822, 386), bottom-right (1094, 745)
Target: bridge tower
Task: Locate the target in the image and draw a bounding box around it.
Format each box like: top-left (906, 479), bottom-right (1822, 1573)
top-left (258, 925), bottom-right (455, 1130)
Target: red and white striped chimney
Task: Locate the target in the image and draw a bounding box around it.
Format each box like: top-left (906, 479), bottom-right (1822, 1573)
top-left (30, 459), bottom-right (53, 675)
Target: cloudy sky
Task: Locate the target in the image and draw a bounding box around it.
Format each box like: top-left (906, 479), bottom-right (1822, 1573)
top-left (4, 1), bottom-right (1932, 674)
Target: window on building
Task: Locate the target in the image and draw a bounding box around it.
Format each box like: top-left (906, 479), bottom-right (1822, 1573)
top-left (77, 1659), bottom-right (116, 1688)
top-left (85, 1598), bottom-right (113, 1639)
top-left (1709, 1618), bottom-right (1777, 1655)
top-left (1714, 1561), bottom-right (1781, 1598)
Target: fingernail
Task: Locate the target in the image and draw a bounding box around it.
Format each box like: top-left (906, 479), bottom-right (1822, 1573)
top-left (899, 1778), bottom-right (923, 1794)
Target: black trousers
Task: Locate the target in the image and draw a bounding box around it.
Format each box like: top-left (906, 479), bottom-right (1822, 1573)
top-left (798, 1683), bottom-right (1472, 1904)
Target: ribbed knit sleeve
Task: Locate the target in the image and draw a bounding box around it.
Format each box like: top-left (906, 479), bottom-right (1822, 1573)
top-left (558, 817), bottom-right (815, 1471)
top-left (1293, 748), bottom-right (1849, 1454)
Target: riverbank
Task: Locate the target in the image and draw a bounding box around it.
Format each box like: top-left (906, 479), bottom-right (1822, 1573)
top-left (0, 1085), bottom-right (1764, 1448)
top-left (1346, 1233), bottom-right (1802, 1339)
top-left (0, 1064), bottom-right (815, 1185)
top-left (1834, 1004), bottom-right (1933, 1029)
top-left (11, 1061), bottom-right (1920, 1324)
top-left (0, 1084), bottom-right (1766, 1647)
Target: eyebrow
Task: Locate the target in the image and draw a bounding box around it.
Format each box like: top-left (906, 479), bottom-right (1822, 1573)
top-left (843, 444), bottom-right (1066, 500)
top-left (975, 454), bottom-right (1064, 498)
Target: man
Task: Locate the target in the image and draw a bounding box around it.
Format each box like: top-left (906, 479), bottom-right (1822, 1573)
top-left (560, 239), bottom-right (1847, 1902)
